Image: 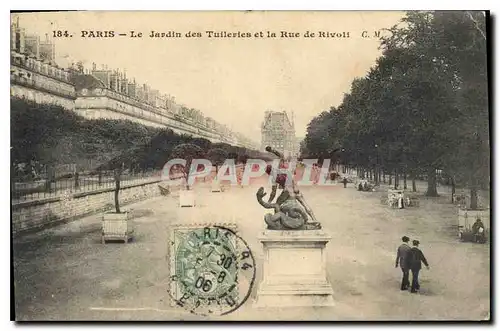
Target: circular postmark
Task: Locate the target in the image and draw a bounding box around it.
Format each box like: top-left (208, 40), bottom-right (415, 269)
top-left (169, 225), bottom-right (256, 316)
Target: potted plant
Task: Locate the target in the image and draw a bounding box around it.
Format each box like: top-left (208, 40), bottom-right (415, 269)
top-left (170, 143), bottom-right (205, 207)
top-left (102, 168), bottom-right (134, 243)
top-left (207, 147), bottom-right (228, 192)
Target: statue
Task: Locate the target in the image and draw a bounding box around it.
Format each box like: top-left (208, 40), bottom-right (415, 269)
top-left (256, 146), bottom-right (321, 230)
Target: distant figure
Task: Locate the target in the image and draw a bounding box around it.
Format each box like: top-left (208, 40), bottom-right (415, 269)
top-left (398, 193), bottom-right (405, 209)
top-left (395, 236), bottom-right (412, 290)
top-left (312, 164), bottom-right (320, 184)
top-left (472, 218), bottom-right (486, 243)
top-left (363, 181), bottom-right (368, 191)
top-left (358, 182), bottom-right (363, 191)
top-left (342, 177), bottom-right (348, 188)
top-left (408, 240), bottom-right (430, 293)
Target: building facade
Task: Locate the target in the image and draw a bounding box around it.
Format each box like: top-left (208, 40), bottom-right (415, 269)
top-left (73, 71), bottom-right (227, 143)
top-left (10, 20), bottom-right (76, 110)
top-left (10, 19), bottom-right (259, 150)
top-left (261, 111), bottom-right (296, 158)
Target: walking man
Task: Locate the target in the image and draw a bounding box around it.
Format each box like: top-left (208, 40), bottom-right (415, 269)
top-left (409, 240), bottom-right (430, 293)
top-left (395, 236), bottom-right (411, 290)
top-left (342, 177), bottom-right (348, 188)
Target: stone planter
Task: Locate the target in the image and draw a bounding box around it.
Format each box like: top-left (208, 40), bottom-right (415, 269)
top-left (253, 230), bottom-right (334, 308)
top-left (102, 211), bottom-right (134, 244)
top-left (179, 189), bottom-right (196, 207)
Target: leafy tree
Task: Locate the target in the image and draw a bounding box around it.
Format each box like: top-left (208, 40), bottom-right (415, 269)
top-left (207, 148), bottom-right (228, 173)
top-left (170, 143), bottom-right (205, 190)
top-left (303, 11), bottom-right (489, 208)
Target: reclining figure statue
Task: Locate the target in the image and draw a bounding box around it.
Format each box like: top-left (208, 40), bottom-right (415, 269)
top-left (256, 146), bottom-right (321, 230)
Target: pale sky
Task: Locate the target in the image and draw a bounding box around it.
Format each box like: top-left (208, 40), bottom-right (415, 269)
top-left (13, 11), bottom-right (404, 140)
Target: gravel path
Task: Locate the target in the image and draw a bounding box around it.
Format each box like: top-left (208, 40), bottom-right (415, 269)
top-left (13, 179), bottom-right (490, 321)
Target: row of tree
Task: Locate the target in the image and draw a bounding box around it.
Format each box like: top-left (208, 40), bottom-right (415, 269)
top-left (11, 97), bottom-right (268, 180)
top-left (302, 11), bottom-right (489, 209)
top-left (97, 131), bottom-right (271, 173)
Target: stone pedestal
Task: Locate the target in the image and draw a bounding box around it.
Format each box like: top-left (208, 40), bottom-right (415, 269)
top-left (253, 230), bottom-right (334, 308)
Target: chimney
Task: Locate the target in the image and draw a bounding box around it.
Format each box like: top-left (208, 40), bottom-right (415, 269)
top-left (92, 62), bottom-right (96, 71)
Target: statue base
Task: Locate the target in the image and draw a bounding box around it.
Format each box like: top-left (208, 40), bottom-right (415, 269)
top-left (253, 230), bottom-right (334, 308)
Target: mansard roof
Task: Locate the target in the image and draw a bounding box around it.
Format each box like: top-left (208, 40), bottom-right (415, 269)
top-left (262, 111), bottom-right (293, 130)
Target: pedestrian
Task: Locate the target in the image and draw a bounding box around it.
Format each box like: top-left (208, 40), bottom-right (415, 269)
top-left (398, 193), bottom-right (405, 209)
top-left (342, 177), bottom-right (348, 188)
top-left (395, 236), bottom-right (412, 290)
top-left (408, 240), bottom-right (430, 293)
top-left (472, 218), bottom-right (486, 243)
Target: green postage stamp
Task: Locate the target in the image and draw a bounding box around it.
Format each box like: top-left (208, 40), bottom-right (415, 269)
top-left (169, 223), bottom-right (256, 316)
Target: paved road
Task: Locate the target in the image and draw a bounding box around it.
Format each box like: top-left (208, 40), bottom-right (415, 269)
top-left (13, 180), bottom-right (490, 321)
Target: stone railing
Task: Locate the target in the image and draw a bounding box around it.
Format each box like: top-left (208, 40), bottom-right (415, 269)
top-left (79, 88), bottom-right (230, 142)
top-left (11, 73), bottom-right (76, 99)
top-left (11, 53), bottom-right (72, 83)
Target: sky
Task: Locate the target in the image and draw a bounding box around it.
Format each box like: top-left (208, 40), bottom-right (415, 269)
top-left (13, 11), bottom-right (405, 141)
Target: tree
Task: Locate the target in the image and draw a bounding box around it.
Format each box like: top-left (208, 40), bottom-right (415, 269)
top-left (170, 143), bottom-right (206, 190)
top-left (303, 11), bottom-right (488, 207)
top-left (207, 148), bottom-right (228, 174)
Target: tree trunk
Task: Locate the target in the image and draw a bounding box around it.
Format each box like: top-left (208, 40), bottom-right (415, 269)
top-left (470, 188), bottom-right (478, 210)
top-left (412, 178), bottom-right (417, 192)
top-left (114, 170), bottom-right (121, 213)
top-left (394, 170), bottom-right (398, 189)
top-left (383, 171), bottom-right (386, 183)
top-left (425, 168), bottom-right (439, 197)
top-left (451, 177), bottom-right (456, 203)
top-left (389, 174), bottom-right (392, 186)
top-left (403, 172), bottom-right (407, 190)
top-left (74, 172), bottom-right (80, 189)
top-left (45, 166), bottom-right (54, 192)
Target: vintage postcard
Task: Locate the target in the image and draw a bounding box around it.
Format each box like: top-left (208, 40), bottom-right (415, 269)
top-left (11, 11), bottom-right (490, 321)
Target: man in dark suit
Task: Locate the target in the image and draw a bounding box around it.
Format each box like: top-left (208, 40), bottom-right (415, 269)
top-left (408, 240), bottom-right (430, 293)
top-left (395, 236), bottom-right (411, 290)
